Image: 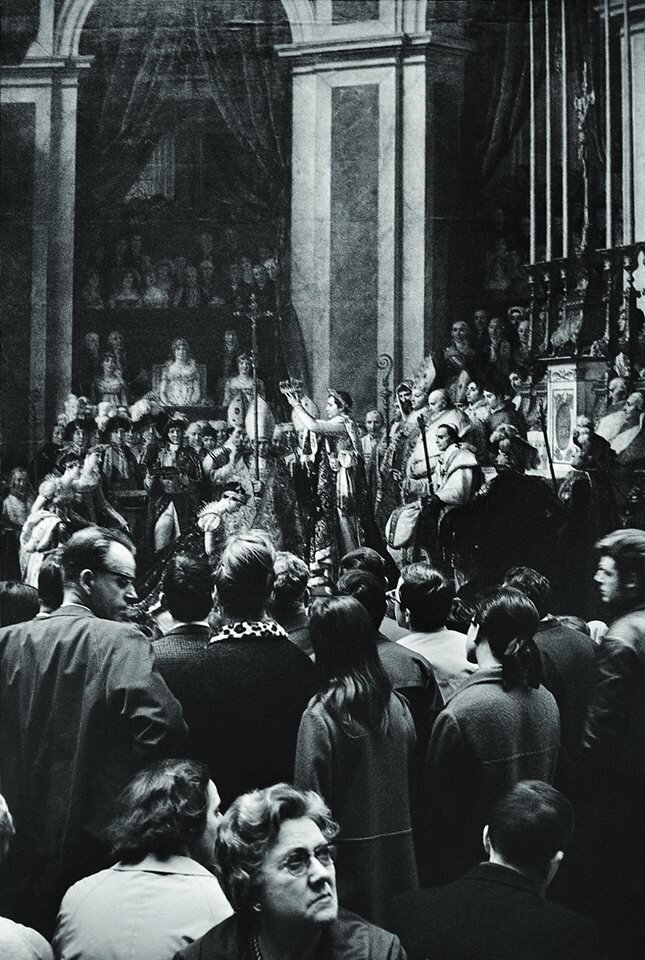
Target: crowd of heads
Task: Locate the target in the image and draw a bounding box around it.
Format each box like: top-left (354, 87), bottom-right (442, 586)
top-left (78, 230), bottom-right (279, 312)
top-left (3, 519), bottom-right (644, 958)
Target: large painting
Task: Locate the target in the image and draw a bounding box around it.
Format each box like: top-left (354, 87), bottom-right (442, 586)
top-left (72, 0), bottom-right (293, 413)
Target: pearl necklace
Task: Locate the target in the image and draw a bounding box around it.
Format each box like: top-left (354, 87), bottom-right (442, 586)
top-left (252, 932), bottom-right (263, 960)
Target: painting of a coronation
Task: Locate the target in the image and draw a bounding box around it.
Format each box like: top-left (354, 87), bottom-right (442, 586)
top-left (1, 4), bottom-right (645, 959)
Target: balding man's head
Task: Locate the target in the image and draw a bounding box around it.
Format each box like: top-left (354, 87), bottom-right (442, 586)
top-left (428, 389), bottom-right (450, 416)
top-left (608, 378), bottom-right (627, 404)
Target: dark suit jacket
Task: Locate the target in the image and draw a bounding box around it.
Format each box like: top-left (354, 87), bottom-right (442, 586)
top-left (153, 623), bottom-right (211, 677)
top-left (535, 619), bottom-right (598, 760)
top-left (388, 862), bottom-right (602, 960)
top-left (0, 604), bottom-right (186, 936)
top-left (424, 666), bottom-right (560, 882)
top-left (167, 619), bottom-right (316, 809)
top-left (377, 633), bottom-right (441, 756)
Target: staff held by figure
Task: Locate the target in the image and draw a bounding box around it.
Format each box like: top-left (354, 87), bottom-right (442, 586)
top-left (417, 413), bottom-right (434, 497)
top-left (234, 293), bottom-right (273, 481)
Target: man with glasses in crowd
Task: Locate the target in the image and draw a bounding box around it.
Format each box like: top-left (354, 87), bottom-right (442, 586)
top-left (0, 526), bottom-right (187, 940)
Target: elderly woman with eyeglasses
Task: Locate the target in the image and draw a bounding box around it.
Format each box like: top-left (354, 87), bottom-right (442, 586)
top-left (173, 783), bottom-right (406, 960)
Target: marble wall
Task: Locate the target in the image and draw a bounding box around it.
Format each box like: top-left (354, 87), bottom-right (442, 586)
top-left (625, 21), bottom-right (645, 240)
top-left (0, 103), bottom-right (34, 467)
top-left (331, 1), bottom-right (380, 24)
top-left (329, 84), bottom-right (379, 404)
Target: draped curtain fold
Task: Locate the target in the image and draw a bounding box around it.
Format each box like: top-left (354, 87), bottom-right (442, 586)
top-left (76, 0), bottom-right (188, 219)
top-left (75, 0), bottom-right (310, 385)
top-left (191, 0), bottom-right (309, 383)
top-left (474, 0), bottom-right (534, 188)
top-left (467, 0), bottom-right (605, 225)
top-left (567, 0), bottom-right (606, 248)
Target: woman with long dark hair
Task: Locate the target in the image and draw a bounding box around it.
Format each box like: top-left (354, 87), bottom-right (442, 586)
top-left (424, 586), bottom-right (560, 884)
top-left (294, 595), bottom-right (418, 926)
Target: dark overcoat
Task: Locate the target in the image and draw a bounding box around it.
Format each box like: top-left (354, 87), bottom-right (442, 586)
top-left (0, 604), bottom-right (186, 935)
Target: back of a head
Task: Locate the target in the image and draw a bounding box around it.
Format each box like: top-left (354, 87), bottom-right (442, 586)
top-left (503, 566), bottom-right (551, 619)
top-left (215, 530), bottom-right (276, 620)
top-left (399, 563), bottom-right (455, 632)
top-left (475, 587), bottom-right (541, 691)
top-left (106, 758), bottom-right (211, 865)
top-left (270, 552), bottom-right (309, 617)
top-left (339, 547), bottom-right (386, 585)
top-left (336, 569), bottom-right (386, 630)
top-left (488, 780), bottom-right (575, 883)
top-left (161, 553), bottom-right (213, 623)
top-left (309, 595), bottom-right (391, 727)
top-left (37, 554), bottom-right (64, 613)
top-left (59, 526), bottom-right (135, 586)
top-left (0, 581), bottom-right (39, 627)
top-left (429, 388), bottom-right (447, 409)
top-left (309, 595), bottom-right (376, 676)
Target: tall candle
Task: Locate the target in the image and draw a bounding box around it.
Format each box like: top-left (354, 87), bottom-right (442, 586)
top-left (623, 0), bottom-right (634, 245)
top-left (545, 0), bottom-right (553, 261)
top-left (604, 0), bottom-right (612, 247)
top-left (529, 0), bottom-right (536, 263)
top-left (561, 0), bottom-right (568, 258)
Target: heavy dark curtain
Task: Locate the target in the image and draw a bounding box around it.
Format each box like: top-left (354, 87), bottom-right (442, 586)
top-left (0, 0), bottom-right (39, 65)
top-left (192, 0), bottom-right (308, 382)
top-left (76, 0), bottom-right (185, 221)
top-left (463, 0), bottom-right (540, 193)
top-left (76, 0), bottom-right (309, 383)
top-left (567, 0), bottom-right (608, 249)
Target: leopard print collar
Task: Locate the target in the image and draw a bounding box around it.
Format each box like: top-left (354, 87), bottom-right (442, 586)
top-left (209, 619), bottom-right (289, 644)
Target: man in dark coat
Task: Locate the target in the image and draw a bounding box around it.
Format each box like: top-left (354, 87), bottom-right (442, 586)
top-left (152, 552), bottom-right (213, 683)
top-left (0, 526), bottom-right (187, 938)
top-left (575, 529), bottom-right (645, 959)
top-left (182, 531), bottom-right (316, 809)
top-left (502, 566), bottom-right (598, 774)
top-left (388, 780), bottom-right (602, 960)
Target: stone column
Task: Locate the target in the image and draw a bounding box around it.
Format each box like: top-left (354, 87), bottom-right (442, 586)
top-left (1, 43), bottom-right (90, 452)
top-left (622, 16), bottom-right (645, 241)
top-left (282, 34), bottom-right (431, 413)
top-left (0, 61), bottom-right (55, 455)
top-left (280, 13), bottom-right (472, 414)
top-left (46, 58), bottom-right (91, 419)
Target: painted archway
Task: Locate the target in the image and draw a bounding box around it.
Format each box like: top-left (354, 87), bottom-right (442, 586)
top-left (54, 0), bottom-right (316, 59)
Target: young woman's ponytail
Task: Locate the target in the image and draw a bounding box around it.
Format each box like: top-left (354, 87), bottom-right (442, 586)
top-left (500, 635), bottom-right (542, 691)
top-left (473, 587), bottom-right (542, 691)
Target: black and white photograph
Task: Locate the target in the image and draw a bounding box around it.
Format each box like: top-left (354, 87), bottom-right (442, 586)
top-left (0, 1), bottom-right (643, 957)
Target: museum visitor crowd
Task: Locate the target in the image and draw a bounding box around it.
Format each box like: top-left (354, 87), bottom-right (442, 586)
top-left (1, 304), bottom-right (644, 959)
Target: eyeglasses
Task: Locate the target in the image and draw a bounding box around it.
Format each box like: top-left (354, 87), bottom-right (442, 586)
top-left (278, 843), bottom-right (336, 877)
top-left (386, 588), bottom-right (401, 605)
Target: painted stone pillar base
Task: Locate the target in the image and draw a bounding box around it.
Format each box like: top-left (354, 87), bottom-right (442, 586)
top-left (545, 358), bottom-right (608, 471)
